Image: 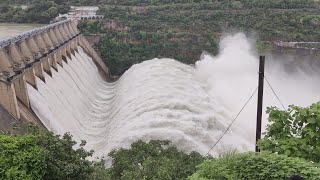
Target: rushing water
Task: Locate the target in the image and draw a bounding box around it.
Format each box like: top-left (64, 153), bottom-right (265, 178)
top-left (28, 47), bottom-right (250, 158)
top-left (0, 23), bottom-right (43, 40)
top-left (27, 33), bottom-right (320, 159)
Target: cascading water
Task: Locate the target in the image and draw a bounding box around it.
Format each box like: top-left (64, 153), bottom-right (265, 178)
top-left (27, 33), bottom-right (320, 158)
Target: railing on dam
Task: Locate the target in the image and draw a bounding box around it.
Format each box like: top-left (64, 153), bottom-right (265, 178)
top-left (0, 20), bottom-right (109, 121)
top-left (0, 20), bottom-right (79, 82)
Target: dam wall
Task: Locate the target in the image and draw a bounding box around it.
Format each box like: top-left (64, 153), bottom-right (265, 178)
top-left (0, 31), bottom-right (267, 157)
top-left (1, 29), bottom-right (319, 158)
top-left (0, 20), bottom-right (109, 127)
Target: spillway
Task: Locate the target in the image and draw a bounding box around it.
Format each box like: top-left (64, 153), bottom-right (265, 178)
top-left (27, 46), bottom-right (254, 158)
top-left (27, 33), bottom-right (320, 158)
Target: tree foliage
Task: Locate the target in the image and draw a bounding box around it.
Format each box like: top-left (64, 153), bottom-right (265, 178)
top-left (259, 103), bottom-right (320, 163)
top-left (0, 128), bottom-right (205, 180)
top-left (0, 0), bottom-right (69, 23)
top-left (95, 30), bottom-right (217, 75)
top-left (82, 0), bottom-right (320, 75)
top-left (189, 152), bottom-right (320, 180)
top-left (0, 125), bottom-right (94, 180)
top-left (0, 135), bottom-right (46, 179)
top-left (2, 123), bottom-right (320, 179)
top-left (106, 140), bottom-right (204, 180)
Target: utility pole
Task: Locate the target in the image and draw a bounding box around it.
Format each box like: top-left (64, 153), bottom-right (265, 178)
top-left (256, 56), bottom-right (265, 152)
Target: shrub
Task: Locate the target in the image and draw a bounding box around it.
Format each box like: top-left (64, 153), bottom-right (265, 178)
top-left (107, 140), bottom-right (204, 180)
top-left (259, 103), bottom-right (320, 163)
top-left (189, 152), bottom-right (320, 180)
top-left (0, 125), bottom-right (94, 180)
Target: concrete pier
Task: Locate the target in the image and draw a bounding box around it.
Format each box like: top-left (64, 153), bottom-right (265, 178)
top-left (0, 20), bottom-right (109, 123)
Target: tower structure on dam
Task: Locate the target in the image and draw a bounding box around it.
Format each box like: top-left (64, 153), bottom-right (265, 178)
top-left (0, 20), bottom-right (109, 130)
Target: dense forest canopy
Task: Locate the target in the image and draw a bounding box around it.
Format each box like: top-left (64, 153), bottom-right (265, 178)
top-left (0, 0), bottom-right (319, 23)
top-left (1, 0), bottom-right (320, 73)
top-left (0, 0), bottom-right (69, 23)
top-left (78, 0), bottom-right (320, 75)
top-left (4, 0), bottom-right (317, 7)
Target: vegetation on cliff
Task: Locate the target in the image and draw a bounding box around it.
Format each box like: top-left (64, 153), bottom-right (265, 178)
top-left (78, 0), bottom-right (320, 75)
top-left (0, 0), bottom-right (69, 24)
top-left (1, 0), bottom-right (320, 74)
top-left (93, 30), bottom-right (217, 75)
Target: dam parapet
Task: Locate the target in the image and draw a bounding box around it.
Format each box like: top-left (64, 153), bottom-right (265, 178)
top-left (0, 20), bottom-right (109, 124)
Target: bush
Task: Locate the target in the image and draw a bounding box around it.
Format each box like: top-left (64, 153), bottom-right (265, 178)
top-left (189, 152), bottom-right (320, 180)
top-left (106, 140), bottom-right (204, 180)
top-left (259, 103), bottom-right (320, 163)
top-left (0, 135), bottom-right (47, 179)
top-left (0, 125), bottom-right (94, 180)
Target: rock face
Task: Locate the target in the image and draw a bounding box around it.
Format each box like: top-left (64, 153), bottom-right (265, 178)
top-left (85, 35), bottom-right (101, 45)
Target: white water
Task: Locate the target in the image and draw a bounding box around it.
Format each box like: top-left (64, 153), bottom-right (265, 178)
top-left (27, 33), bottom-right (320, 158)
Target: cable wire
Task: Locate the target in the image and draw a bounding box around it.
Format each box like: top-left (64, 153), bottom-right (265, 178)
top-left (264, 76), bottom-right (286, 110)
top-left (204, 87), bottom-right (258, 157)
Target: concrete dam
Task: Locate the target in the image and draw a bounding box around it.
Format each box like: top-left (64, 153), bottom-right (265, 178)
top-left (0, 21), bottom-right (257, 157)
top-left (3, 22), bottom-right (319, 158)
top-left (0, 20), bottom-right (109, 129)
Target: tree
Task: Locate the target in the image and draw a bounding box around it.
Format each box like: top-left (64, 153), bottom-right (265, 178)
top-left (106, 140), bottom-right (204, 180)
top-left (189, 152), bottom-right (320, 180)
top-left (0, 125), bottom-right (94, 180)
top-left (48, 6), bottom-right (58, 17)
top-left (259, 102), bottom-right (320, 163)
top-left (58, 5), bottom-right (71, 14)
top-left (0, 135), bottom-right (47, 179)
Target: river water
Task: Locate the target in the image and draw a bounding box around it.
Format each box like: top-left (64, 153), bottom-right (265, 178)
top-left (0, 23), bottom-right (43, 40)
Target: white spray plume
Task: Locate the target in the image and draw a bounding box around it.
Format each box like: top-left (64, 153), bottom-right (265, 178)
top-left (196, 32), bottom-right (320, 142)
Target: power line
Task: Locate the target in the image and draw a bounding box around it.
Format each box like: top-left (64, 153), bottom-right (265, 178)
top-left (204, 87), bottom-right (258, 157)
top-left (264, 76), bottom-right (286, 110)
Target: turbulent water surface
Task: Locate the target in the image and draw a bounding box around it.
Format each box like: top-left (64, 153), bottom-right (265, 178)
top-left (27, 33), bottom-right (320, 158)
